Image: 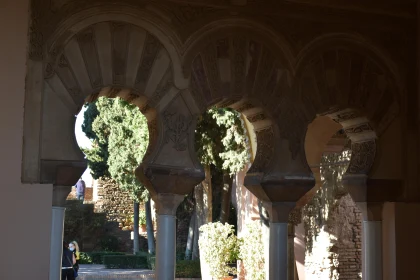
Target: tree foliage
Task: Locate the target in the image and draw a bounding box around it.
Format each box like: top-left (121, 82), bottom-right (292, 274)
top-left (82, 97), bottom-right (149, 202)
top-left (195, 107), bottom-right (249, 175)
top-left (81, 102), bottom-right (110, 179)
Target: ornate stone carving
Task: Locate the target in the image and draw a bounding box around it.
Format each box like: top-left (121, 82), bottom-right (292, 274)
top-left (201, 42), bottom-right (221, 100)
top-left (232, 36), bottom-right (247, 99)
top-left (190, 75), bottom-right (207, 112)
top-left (247, 113), bottom-right (266, 123)
top-left (163, 111), bottom-right (192, 151)
top-left (298, 49), bottom-right (399, 138)
top-left (148, 67), bottom-right (173, 108)
top-left (344, 123), bottom-right (372, 135)
top-left (143, 119), bottom-right (158, 160)
top-left (275, 96), bottom-right (306, 160)
top-left (235, 102), bottom-right (254, 113)
top-left (248, 126), bottom-right (275, 173)
top-left (168, 4), bottom-right (218, 26)
top-left (192, 55), bottom-right (212, 104)
top-left (44, 63), bottom-right (55, 79)
top-left (346, 140), bottom-right (376, 174)
top-left (135, 33), bottom-right (161, 91)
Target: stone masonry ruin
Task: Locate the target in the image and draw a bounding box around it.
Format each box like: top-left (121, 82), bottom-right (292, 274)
top-left (303, 149), bottom-right (362, 279)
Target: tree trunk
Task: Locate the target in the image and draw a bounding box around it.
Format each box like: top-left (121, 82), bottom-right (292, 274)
top-left (145, 197), bottom-right (155, 254)
top-left (192, 184), bottom-right (204, 260)
top-left (133, 201), bottom-right (140, 254)
top-left (220, 173), bottom-right (233, 223)
top-left (203, 164), bottom-right (212, 223)
top-left (185, 208), bottom-right (196, 260)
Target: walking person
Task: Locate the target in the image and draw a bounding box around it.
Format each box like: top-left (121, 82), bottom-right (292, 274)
top-left (62, 241), bottom-right (76, 280)
top-left (75, 178), bottom-right (86, 202)
top-left (69, 241), bottom-right (80, 276)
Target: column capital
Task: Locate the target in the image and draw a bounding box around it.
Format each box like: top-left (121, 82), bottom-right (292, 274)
top-left (136, 163), bottom-right (204, 196)
top-left (263, 201), bottom-right (296, 223)
top-left (52, 185), bottom-right (72, 207)
top-left (357, 202), bottom-right (383, 221)
top-left (154, 193), bottom-right (185, 216)
top-left (244, 173), bottom-right (315, 203)
top-left (343, 174), bottom-right (367, 202)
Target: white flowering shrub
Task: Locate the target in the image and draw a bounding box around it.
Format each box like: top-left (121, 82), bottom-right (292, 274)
top-left (239, 220), bottom-right (265, 280)
top-left (199, 222), bottom-right (238, 279)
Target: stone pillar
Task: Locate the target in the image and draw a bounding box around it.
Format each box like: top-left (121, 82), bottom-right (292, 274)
top-left (50, 206), bottom-right (65, 280)
top-left (50, 185), bottom-right (71, 280)
top-left (263, 202), bottom-right (295, 280)
top-left (154, 193), bottom-right (184, 280)
top-left (287, 223), bottom-right (296, 280)
top-left (357, 202), bottom-right (383, 280)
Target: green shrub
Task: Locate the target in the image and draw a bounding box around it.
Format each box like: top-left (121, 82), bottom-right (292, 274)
top-left (99, 235), bottom-right (120, 252)
top-left (176, 260), bottom-right (201, 278)
top-left (135, 251), bottom-right (155, 270)
top-left (79, 252), bottom-right (93, 264)
top-left (148, 255), bottom-right (156, 270)
top-left (81, 251), bottom-right (126, 264)
top-left (103, 255), bottom-right (148, 269)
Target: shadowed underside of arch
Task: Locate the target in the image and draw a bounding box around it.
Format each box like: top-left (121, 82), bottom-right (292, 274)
top-left (188, 35), bottom-right (295, 173)
top-left (297, 49), bottom-right (399, 138)
top-left (44, 21), bottom-right (175, 115)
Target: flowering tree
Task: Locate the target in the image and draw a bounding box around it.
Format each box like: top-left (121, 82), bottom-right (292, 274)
top-left (239, 220), bottom-right (265, 280)
top-left (198, 222), bottom-right (239, 279)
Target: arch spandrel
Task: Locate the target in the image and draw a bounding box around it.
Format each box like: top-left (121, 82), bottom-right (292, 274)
top-left (31, 13), bottom-right (185, 185)
top-left (295, 35), bottom-right (401, 138)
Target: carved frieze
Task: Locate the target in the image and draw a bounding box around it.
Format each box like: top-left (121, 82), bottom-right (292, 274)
top-left (163, 111), bottom-right (192, 151)
top-left (346, 140), bottom-right (376, 175)
top-left (248, 126), bottom-right (275, 173)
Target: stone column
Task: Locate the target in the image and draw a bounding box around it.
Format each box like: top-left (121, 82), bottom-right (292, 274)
top-left (50, 206), bottom-right (65, 280)
top-left (154, 193), bottom-right (185, 280)
top-left (357, 202), bottom-right (383, 280)
top-left (50, 185), bottom-right (72, 280)
top-left (263, 202), bottom-right (295, 280)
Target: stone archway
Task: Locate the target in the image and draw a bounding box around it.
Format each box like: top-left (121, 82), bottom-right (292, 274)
top-left (23, 3), bottom-right (404, 277)
top-left (294, 36), bottom-right (401, 280)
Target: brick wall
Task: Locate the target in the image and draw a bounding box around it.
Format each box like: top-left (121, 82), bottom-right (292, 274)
top-left (303, 150), bottom-right (362, 280)
top-left (94, 178), bottom-right (140, 228)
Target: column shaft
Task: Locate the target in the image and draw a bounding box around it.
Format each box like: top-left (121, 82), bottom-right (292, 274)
top-left (269, 222), bottom-right (288, 280)
top-left (363, 221), bottom-right (383, 280)
top-left (49, 206), bottom-right (65, 280)
top-left (156, 215), bottom-right (177, 280)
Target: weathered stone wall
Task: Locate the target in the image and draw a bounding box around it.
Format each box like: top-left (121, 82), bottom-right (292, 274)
top-left (303, 150), bottom-right (362, 280)
top-left (67, 187), bottom-right (93, 201)
top-left (94, 178), bottom-right (138, 227)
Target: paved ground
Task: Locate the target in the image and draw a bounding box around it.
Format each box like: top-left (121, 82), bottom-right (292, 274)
top-left (78, 264), bottom-right (155, 279)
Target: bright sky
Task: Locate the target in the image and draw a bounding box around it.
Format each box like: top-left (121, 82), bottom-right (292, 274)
top-left (74, 106), bottom-right (94, 187)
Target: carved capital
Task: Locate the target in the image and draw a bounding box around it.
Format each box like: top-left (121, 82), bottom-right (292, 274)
top-left (356, 202), bottom-right (383, 221)
top-left (136, 163), bottom-right (204, 195)
top-left (342, 174), bottom-right (367, 202)
top-left (263, 201), bottom-right (296, 223)
top-left (154, 193), bottom-right (185, 216)
top-left (244, 173), bottom-right (315, 203)
top-left (52, 185), bottom-right (72, 207)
